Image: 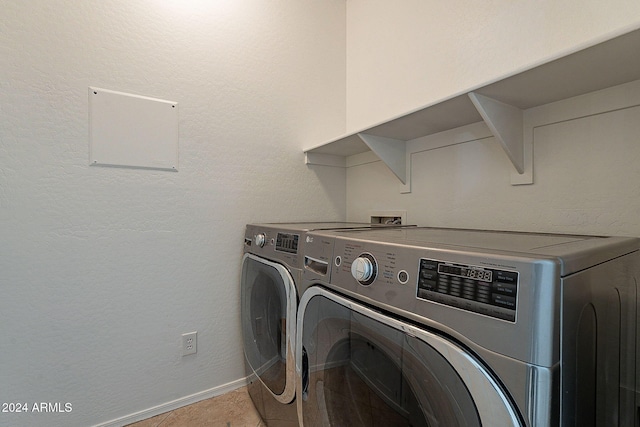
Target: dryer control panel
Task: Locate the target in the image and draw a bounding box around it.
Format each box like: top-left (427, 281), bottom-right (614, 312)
top-left (417, 259), bottom-right (518, 322)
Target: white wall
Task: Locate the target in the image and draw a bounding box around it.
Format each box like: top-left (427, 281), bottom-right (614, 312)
top-left (347, 80), bottom-right (640, 236)
top-left (346, 0), bottom-right (640, 130)
top-left (0, 1), bottom-right (346, 426)
top-left (344, 0), bottom-right (640, 237)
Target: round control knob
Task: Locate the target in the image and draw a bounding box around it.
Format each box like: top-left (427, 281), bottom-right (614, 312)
top-left (254, 233), bottom-right (266, 248)
top-left (351, 253), bottom-right (377, 286)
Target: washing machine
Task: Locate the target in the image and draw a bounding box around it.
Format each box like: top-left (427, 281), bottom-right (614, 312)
top-left (297, 227), bottom-right (639, 426)
top-left (241, 222), bottom-right (410, 426)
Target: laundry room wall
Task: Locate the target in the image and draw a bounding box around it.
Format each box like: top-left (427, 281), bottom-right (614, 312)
top-left (0, 1), bottom-right (345, 427)
top-left (344, 0), bottom-right (640, 237)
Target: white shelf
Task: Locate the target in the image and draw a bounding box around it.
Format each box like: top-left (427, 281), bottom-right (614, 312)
top-left (305, 27), bottom-right (640, 188)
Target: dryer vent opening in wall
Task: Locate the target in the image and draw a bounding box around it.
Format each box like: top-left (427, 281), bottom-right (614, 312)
top-left (370, 211), bottom-right (406, 225)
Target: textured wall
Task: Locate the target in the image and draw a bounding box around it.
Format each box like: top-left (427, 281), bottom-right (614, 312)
top-left (343, 1), bottom-right (640, 237)
top-left (346, 80), bottom-right (640, 236)
top-left (0, 1), bottom-right (346, 426)
top-left (345, 0), bottom-right (640, 130)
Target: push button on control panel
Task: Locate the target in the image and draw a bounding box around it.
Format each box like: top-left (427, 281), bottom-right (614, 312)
top-left (398, 270), bottom-right (409, 284)
top-left (492, 293), bottom-right (516, 309)
top-left (493, 281), bottom-right (517, 296)
top-left (421, 269), bottom-right (438, 281)
top-left (496, 271), bottom-right (518, 283)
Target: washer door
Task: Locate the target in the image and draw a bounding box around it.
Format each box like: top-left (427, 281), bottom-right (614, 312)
top-left (241, 253), bottom-right (297, 403)
top-left (296, 287), bottom-right (523, 426)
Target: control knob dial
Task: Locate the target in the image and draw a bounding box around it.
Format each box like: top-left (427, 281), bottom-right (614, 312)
top-left (351, 253), bottom-right (377, 286)
top-left (254, 233), bottom-right (266, 248)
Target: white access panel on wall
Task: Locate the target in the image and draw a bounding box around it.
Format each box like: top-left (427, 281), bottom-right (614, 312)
top-left (89, 87), bottom-right (179, 171)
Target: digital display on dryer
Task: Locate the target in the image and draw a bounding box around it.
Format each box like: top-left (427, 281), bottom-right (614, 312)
top-left (438, 264), bottom-right (492, 282)
top-left (276, 233), bottom-right (299, 254)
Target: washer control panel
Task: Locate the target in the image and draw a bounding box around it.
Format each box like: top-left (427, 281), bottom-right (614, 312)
top-left (244, 225), bottom-right (304, 270)
top-left (417, 259), bottom-right (518, 322)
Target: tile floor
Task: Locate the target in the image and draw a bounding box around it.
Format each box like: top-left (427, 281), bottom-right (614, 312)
top-left (126, 386), bottom-right (264, 427)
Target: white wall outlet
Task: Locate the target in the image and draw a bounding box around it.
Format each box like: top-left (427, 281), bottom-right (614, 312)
top-left (182, 331), bottom-right (197, 356)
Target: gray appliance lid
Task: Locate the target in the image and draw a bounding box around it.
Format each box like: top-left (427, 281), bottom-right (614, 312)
top-left (249, 222), bottom-right (411, 231)
top-left (324, 227), bottom-right (639, 276)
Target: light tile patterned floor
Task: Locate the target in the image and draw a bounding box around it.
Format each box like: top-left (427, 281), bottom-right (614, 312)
top-left (126, 386), bottom-right (264, 427)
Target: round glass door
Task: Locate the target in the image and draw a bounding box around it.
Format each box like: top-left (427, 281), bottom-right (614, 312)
top-left (297, 288), bottom-right (522, 426)
top-left (241, 254), bottom-right (296, 403)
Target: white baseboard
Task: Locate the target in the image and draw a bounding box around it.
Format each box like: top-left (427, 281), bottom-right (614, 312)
top-left (92, 377), bottom-right (248, 427)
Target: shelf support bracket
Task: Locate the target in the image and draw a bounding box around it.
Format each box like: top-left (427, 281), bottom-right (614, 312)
top-left (468, 92), bottom-right (533, 184)
top-left (357, 133), bottom-right (408, 185)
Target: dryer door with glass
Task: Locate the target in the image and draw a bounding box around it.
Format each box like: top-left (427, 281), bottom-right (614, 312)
top-left (296, 287), bottom-right (523, 426)
top-left (241, 253), bottom-right (297, 403)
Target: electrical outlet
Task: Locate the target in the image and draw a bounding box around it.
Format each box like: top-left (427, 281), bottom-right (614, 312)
top-left (182, 331), bottom-right (197, 356)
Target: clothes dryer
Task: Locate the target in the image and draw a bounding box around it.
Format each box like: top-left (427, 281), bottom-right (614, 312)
top-left (298, 227), bottom-right (639, 426)
top-left (241, 222), bottom-right (408, 426)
